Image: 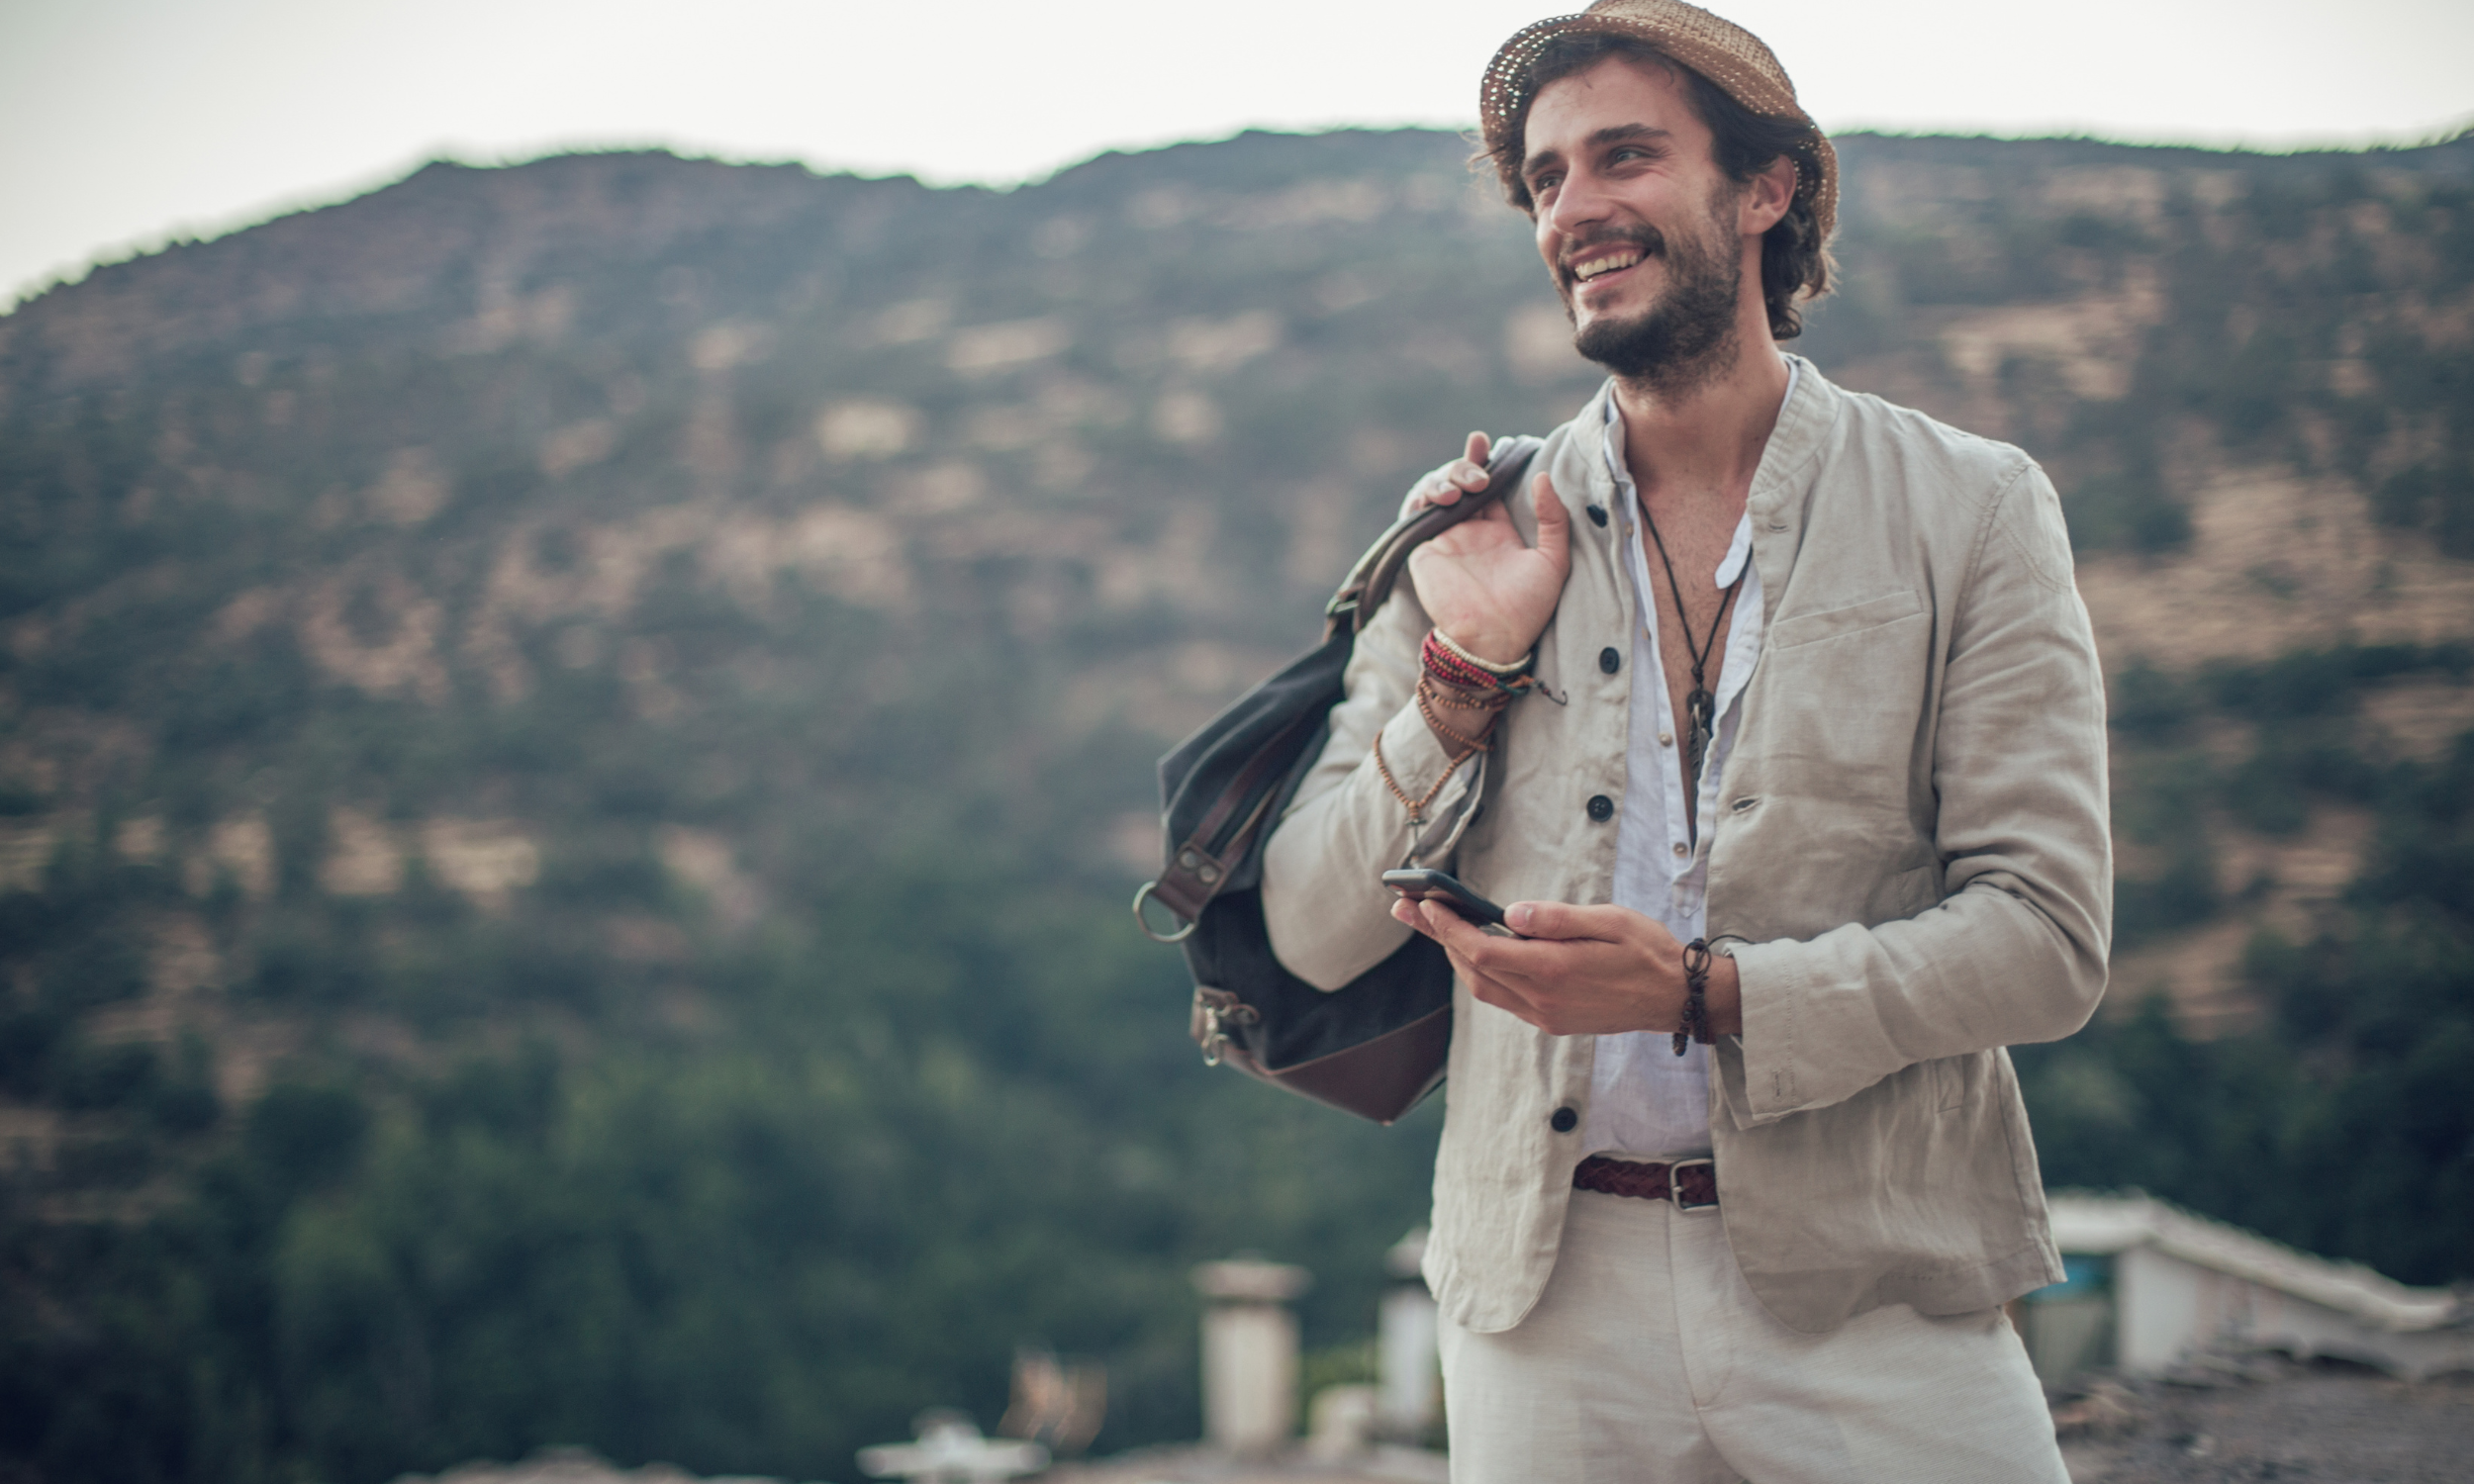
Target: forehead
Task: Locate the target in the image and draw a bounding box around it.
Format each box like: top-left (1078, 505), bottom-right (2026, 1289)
top-left (1521, 52), bottom-right (1711, 165)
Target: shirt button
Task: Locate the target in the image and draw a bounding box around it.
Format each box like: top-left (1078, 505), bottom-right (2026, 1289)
top-left (1659, 732), bottom-right (1674, 748)
top-left (1672, 842), bottom-right (1689, 858)
top-left (1598, 647), bottom-right (1621, 675)
top-left (1586, 794), bottom-right (1614, 822)
top-left (1550, 1106), bottom-right (1578, 1133)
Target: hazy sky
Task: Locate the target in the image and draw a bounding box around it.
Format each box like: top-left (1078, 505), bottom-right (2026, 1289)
top-left (3, 0), bottom-right (2468, 307)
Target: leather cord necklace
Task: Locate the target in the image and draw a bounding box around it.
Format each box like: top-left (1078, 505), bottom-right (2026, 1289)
top-left (1639, 507), bottom-right (1738, 1059)
top-left (1637, 502), bottom-right (1744, 799)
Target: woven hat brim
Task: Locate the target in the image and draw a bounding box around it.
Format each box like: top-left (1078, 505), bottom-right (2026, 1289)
top-left (1479, 6), bottom-right (1837, 242)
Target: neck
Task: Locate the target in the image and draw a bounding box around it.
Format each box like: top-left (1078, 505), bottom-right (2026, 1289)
top-left (1613, 323), bottom-right (1791, 510)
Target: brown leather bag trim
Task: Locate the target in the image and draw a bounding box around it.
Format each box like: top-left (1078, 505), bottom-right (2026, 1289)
top-left (1212, 1004), bottom-right (1451, 1126)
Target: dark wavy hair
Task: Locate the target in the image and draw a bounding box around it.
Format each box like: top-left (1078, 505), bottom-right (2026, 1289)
top-left (1481, 33), bottom-right (1834, 340)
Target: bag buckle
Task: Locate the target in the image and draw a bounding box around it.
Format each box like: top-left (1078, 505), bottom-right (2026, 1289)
top-left (1667, 1158), bottom-right (1718, 1214)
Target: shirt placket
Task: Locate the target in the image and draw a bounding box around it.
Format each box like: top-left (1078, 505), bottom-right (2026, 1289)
top-left (1692, 516), bottom-right (1760, 852)
top-left (1615, 493), bottom-right (1708, 937)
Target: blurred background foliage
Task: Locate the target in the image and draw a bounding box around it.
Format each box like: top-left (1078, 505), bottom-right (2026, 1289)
top-left (0, 126), bottom-right (2470, 1481)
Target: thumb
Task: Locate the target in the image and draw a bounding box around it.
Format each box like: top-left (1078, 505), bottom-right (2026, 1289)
top-left (1530, 469), bottom-right (1571, 572)
top-left (1503, 899), bottom-right (1607, 940)
top-left (1465, 429), bottom-right (1491, 469)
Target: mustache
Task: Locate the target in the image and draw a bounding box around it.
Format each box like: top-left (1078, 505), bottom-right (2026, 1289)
top-left (1559, 226), bottom-right (1666, 277)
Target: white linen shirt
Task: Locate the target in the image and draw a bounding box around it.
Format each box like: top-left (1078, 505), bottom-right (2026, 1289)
top-left (1583, 367), bottom-right (1786, 1161)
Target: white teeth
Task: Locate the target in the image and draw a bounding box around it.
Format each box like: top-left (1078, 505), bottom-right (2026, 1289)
top-left (1573, 250), bottom-right (1643, 282)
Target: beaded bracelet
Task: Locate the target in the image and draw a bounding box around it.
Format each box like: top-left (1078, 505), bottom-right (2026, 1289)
top-left (1380, 631), bottom-right (1544, 828)
top-left (1415, 675), bottom-right (1499, 752)
top-left (1421, 629), bottom-right (1537, 696)
top-left (1431, 626), bottom-right (1530, 676)
top-left (1372, 729), bottom-right (1472, 828)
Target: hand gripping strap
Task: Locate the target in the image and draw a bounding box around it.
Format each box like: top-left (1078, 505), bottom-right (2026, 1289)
top-left (1327, 437), bottom-right (1544, 639)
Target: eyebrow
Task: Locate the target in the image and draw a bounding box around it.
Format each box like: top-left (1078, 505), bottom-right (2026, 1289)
top-left (1524, 124), bottom-right (1674, 184)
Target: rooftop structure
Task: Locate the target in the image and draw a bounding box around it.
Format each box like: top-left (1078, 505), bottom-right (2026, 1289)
top-left (2023, 1192), bottom-right (2474, 1386)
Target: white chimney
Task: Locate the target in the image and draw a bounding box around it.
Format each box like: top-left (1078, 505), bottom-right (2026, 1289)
top-left (1378, 1228), bottom-right (1440, 1442)
top-left (1191, 1258), bottom-right (1311, 1456)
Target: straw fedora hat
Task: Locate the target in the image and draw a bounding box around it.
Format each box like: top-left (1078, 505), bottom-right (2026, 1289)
top-left (1479, 0), bottom-right (1838, 242)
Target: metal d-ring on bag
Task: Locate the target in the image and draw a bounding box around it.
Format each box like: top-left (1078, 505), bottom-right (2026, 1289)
top-left (1134, 437), bottom-right (1543, 1125)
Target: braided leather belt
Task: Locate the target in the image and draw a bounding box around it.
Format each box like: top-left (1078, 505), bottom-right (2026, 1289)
top-left (1573, 1155), bottom-right (1719, 1212)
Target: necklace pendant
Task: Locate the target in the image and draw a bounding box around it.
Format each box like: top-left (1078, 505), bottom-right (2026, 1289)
top-left (1684, 689), bottom-right (1714, 778)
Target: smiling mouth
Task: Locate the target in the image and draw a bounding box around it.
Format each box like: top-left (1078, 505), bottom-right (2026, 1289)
top-left (1572, 249), bottom-right (1644, 283)
top-left (1564, 232), bottom-right (1662, 290)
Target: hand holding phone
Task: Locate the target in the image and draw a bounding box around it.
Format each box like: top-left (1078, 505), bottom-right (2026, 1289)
top-left (1380, 869), bottom-right (1521, 936)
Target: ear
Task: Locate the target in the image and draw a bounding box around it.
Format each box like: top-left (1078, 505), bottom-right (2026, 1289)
top-left (1739, 154), bottom-right (1796, 236)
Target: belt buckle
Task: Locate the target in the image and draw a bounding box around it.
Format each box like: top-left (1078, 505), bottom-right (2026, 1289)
top-left (1667, 1157), bottom-right (1717, 1214)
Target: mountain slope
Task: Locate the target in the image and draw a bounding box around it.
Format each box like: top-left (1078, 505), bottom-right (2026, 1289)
top-left (1, 129), bottom-right (2470, 1482)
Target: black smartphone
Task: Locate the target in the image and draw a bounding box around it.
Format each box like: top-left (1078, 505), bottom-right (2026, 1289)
top-left (1380, 869), bottom-right (1519, 935)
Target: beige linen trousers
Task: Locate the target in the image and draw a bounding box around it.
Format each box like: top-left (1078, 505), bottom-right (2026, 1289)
top-left (1440, 1188), bottom-right (2070, 1482)
top-left (1261, 359), bottom-right (2113, 1339)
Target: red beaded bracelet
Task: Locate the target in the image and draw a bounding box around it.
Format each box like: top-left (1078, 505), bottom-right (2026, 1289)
top-left (1421, 629), bottom-right (1533, 694)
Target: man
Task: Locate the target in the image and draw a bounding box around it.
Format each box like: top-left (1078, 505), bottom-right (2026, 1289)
top-left (1258, 2), bottom-right (2110, 1479)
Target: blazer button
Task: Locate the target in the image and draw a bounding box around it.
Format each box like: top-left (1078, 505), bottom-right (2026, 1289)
top-left (1586, 505), bottom-right (1608, 527)
top-left (1586, 794), bottom-right (1614, 822)
top-left (1550, 1106), bottom-right (1577, 1133)
top-left (1598, 647), bottom-right (1620, 674)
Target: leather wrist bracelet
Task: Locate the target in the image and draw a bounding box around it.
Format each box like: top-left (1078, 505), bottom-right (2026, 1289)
top-left (1672, 937), bottom-right (1714, 1057)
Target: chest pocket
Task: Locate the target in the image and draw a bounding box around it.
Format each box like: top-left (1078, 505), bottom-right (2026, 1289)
top-left (1765, 588), bottom-right (1926, 650)
top-left (1753, 589), bottom-right (1931, 808)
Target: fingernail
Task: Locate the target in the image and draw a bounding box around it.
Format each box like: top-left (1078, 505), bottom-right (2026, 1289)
top-left (1508, 903), bottom-right (1533, 931)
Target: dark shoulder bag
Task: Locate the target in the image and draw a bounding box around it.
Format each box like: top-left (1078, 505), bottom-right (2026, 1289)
top-left (1133, 438), bottom-right (1541, 1124)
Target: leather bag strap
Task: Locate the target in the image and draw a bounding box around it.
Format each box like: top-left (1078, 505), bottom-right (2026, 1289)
top-left (1325, 438), bottom-right (1542, 639)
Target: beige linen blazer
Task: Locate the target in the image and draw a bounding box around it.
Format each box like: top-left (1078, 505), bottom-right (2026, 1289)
top-left (1261, 359), bottom-right (2112, 1336)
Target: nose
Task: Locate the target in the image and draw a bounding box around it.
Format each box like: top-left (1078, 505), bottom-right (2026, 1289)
top-left (1545, 164), bottom-right (1616, 240)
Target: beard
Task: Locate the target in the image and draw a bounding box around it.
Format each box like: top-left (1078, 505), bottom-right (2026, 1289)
top-left (1564, 202), bottom-right (1743, 396)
